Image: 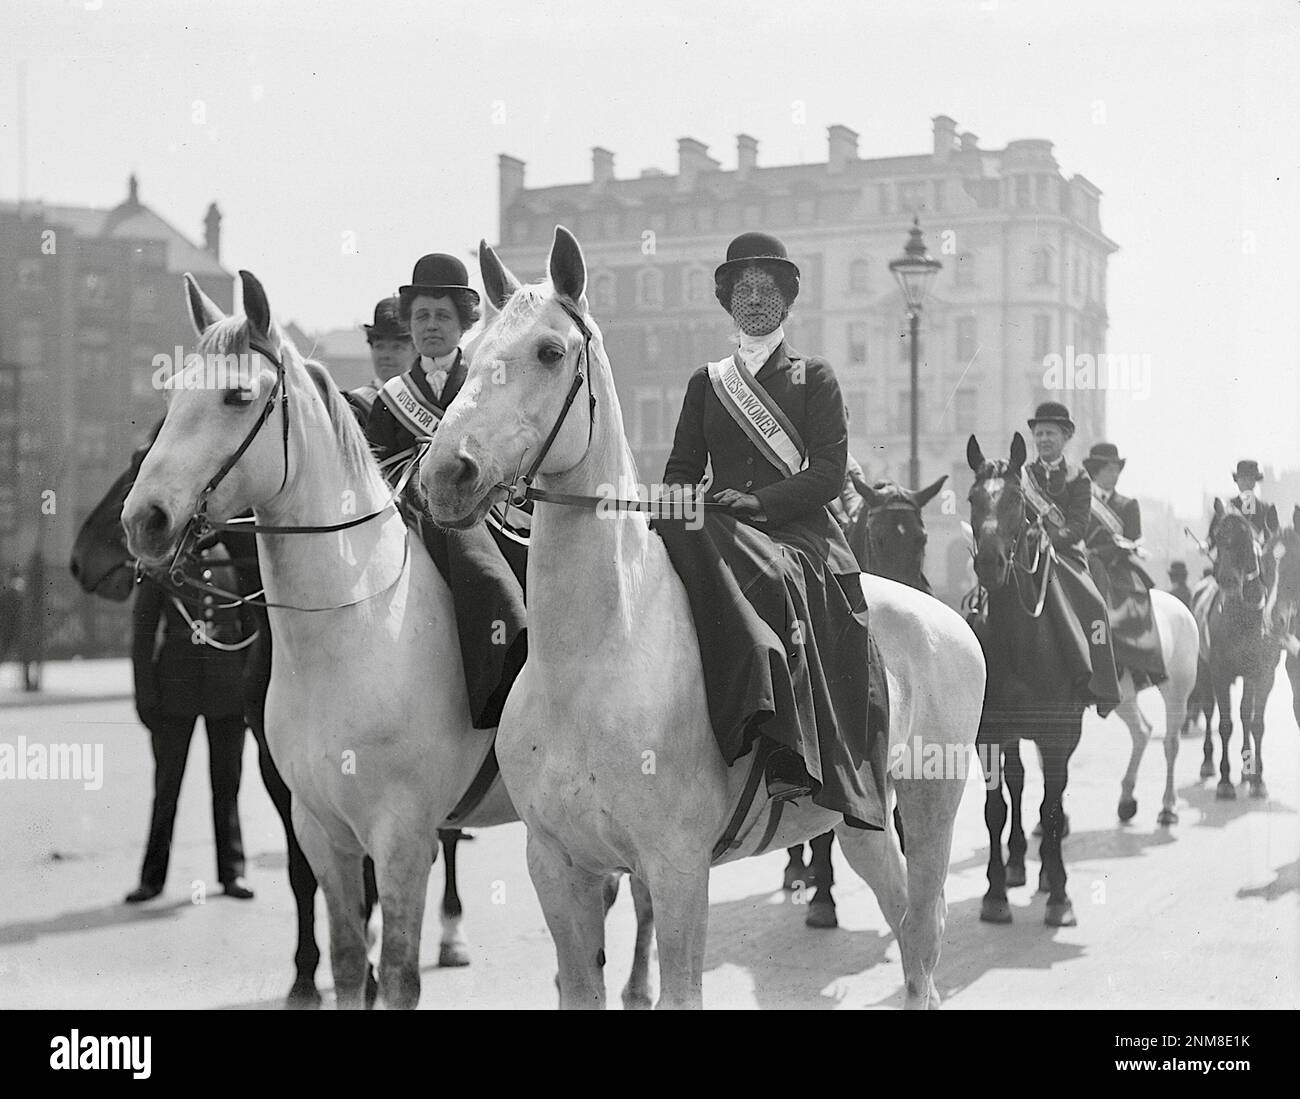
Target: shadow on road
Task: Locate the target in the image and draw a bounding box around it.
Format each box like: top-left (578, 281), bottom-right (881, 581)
top-left (0, 898), bottom-right (190, 947)
top-left (950, 824), bottom-right (1177, 876)
top-left (1177, 779), bottom-right (1296, 829)
top-left (1236, 858), bottom-right (1299, 903)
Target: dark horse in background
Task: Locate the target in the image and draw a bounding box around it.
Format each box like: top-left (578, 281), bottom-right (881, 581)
top-left (781, 474), bottom-right (948, 928)
top-left (966, 434), bottom-right (1086, 927)
top-left (1275, 507), bottom-right (1300, 737)
top-left (70, 429), bottom-right (471, 1008)
top-left (1191, 500), bottom-right (1283, 799)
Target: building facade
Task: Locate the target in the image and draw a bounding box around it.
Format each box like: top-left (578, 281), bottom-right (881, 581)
top-left (493, 117), bottom-right (1118, 605)
top-left (0, 177), bottom-right (232, 655)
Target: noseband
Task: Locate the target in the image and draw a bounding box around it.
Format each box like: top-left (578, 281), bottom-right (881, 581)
top-left (970, 475), bottom-right (1052, 618)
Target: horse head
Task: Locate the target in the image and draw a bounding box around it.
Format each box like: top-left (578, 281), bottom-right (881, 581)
top-left (1268, 506), bottom-right (1300, 637)
top-left (1208, 499), bottom-right (1263, 600)
top-left (122, 270), bottom-right (304, 567)
top-left (965, 432), bottom-right (1029, 592)
top-left (420, 226), bottom-right (623, 528)
top-left (859, 475), bottom-right (946, 586)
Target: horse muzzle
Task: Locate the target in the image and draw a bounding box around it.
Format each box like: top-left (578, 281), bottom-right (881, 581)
top-left (418, 447), bottom-right (500, 530)
top-left (121, 500), bottom-right (183, 567)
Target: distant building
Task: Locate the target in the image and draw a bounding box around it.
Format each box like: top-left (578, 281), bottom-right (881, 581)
top-left (492, 117), bottom-right (1118, 605)
top-left (307, 326), bottom-right (373, 392)
top-left (0, 176), bottom-right (232, 655)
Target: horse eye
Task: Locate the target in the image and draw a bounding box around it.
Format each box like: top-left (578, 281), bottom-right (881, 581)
top-left (224, 387), bottom-right (255, 407)
top-left (538, 345), bottom-right (565, 365)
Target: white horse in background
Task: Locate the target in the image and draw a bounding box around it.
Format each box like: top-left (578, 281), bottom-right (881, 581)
top-left (123, 270), bottom-right (653, 1008)
top-left (420, 227), bottom-right (987, 1009)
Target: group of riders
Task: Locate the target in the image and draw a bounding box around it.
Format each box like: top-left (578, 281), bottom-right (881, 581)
top-left (103, 229), bottom-right (1282, 887)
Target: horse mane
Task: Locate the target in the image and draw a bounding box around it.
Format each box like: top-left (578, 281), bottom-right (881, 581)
top-left (198, 315), bottom-right (379, 487)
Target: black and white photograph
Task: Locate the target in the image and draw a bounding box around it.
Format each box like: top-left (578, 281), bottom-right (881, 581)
top-left (0, 0), bottom-right (1295, 1054)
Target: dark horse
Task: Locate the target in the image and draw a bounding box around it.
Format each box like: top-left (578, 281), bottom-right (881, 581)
top-left (1274, 507), bottom-right (1300, 737)
top-left (967, 434), bottom-right (1085, 927)
top-left (1193, 500), bottom-right (1282, 798)
top-left (70, 430), bottom-right (471, 1008)
top-left (781, 474), bottom-right (947, 928)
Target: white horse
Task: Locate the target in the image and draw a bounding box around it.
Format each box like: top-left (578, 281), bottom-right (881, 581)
top-left (420, 227), bottom-right (987, 1009)
top-left (123, 271), bottom-right (654, 1008)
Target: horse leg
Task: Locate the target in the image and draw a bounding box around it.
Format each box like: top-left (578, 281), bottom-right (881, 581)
top-left (640, 857), bottom-right (711, 1010)
top-left (980, 744), bottom-right (1012, 924)
top-left (835, 814), bottom-right (911, 993)
top-left (804, 831), bottom-right (838, 929)
top-left (782, 844), bottom-right (810, 891)
top-left (371, 835), bottom-right (434, 1010)
top-left (526, 832), bottom-right (610, 1010)
top-left (1039, 732), bottom-right (1077, 927)
top-left (361, 857), bottom-right (379, 1009)
top-left (1114, 675), bottom-right (1146, 823)
top-left (294, 809), bottom-right (368, 1009)
top-left (1003, 742), bottom-right (1027, 888)
top-left (250, 719), bottom-right (322, 1009)
top-left (1157, 677), bottom-right (1186, 825)
top-left (1246, 675), bottom-right (1268, 799)
top-left (620, 874), bottom-right (657, 1010)
top-left (436, 829), bottom-right (471, 967)
top-left (1215, 671), bottom-right (1236, 798)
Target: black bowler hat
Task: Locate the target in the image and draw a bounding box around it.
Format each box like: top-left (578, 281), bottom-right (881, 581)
top-left (1083, 441), bottom-right (1126, 475)
top-left (362, 296), bottom-right (409, 342)
top-left (1233, 459), bottom-right (1263, 482)
top-left (1168, 560), bottom-right (1188, 579)
top-left (399, 253), bottom-right (480, 308)
top-left (714, 232), bottom-right (801, 287)
top-left (1027, 400), bottom-right (1075, 432)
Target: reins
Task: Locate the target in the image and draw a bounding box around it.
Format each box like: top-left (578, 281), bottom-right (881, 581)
top-left (971, 472), bottom-right (1052, 619)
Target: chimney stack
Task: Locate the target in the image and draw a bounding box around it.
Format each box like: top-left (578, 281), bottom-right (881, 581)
top-left (677, 137), bottom-right (719, 192)
top-left (932, 115), bottom-right (958, 161)
top-left (827, 125), bottom-right (858, 174)
top-left (736, 134), bottom-right (758, 180)
top-left (499, 154), bottom-right (526, 210)
top-left (960, 131), bottom-right (979, 154)
top-left (203, 202), bottom-right (221, 261)
top-left (592, 146), bottom-right (614, 188)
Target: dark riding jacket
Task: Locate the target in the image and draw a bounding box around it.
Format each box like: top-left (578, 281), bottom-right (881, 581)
top-left (1026, 458), bottom-right (1092, 566)
top-left (364, 351), bottom-right (467, 470)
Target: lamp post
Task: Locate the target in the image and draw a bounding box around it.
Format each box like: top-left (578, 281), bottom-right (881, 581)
top-left (889, 217), bottom-right (942, 490)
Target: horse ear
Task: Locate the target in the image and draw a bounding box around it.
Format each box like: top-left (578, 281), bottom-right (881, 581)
top-left (911, 474), bottom-right (948, 509)
top-left (966, 435), bottom-right (985, 473)
top-left (479, 239), bottom-right (521, 311)
top-left (1266, 504), bottom-right (1280, 535)
top-left (548, 225), bottom-right (587, 303)
top-left (1009, 432), bottom-right (1027, 473)
top-left (183, 273), bottom-right (224, 335)
top-left (1213, 497), bottom-right (1225, 518)
top-left (862, 482), bottom-right (890, 509)
top-left (239, 270), bottom-right (273, 341)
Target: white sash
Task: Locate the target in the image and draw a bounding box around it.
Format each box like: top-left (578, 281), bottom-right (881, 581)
top-left (1090, 493), bottom-right (1126, 540)
top-left (706, 355), bottom-right (807, 478)
top-left (379, 372), bottom-right (442, 439)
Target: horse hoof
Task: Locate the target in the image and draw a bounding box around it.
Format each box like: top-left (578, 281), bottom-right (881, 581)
top-left (285, 979), bottom-right (322, 1010)
top-left (1037, 869), bottom-right (1050, 894)
top-left (1005, 862), bottom-right (1027, 889)
top-left (1249, 780), bottom-right (1268, 800)
top-left (979, 896), bottom-right (1012, 924)
top-left (621, 991), bottom-right (655, 1011)
top-left (1156, 808), bottom-right (1179, 826)
top-left (438, 941), bottom-right (472, 968)
top-left (1118, 796), bottom-right (1138, 823)
top-left (1200, 760), bottom-right (1215, 780)
top-left (1215, 780), bottom-right (1236, 801)
top-left (805, 899), bottom-right (838, 929)
top-left (1045, 900), bottom-right (1077, 927)
top-left (782, 863), bottom-right (813, 891)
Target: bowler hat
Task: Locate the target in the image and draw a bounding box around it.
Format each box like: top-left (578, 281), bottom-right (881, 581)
top-left (399, 253), bottom-right (480, 308)
top-left (1082, 441), bottom-right (1126, 475)
top-left (362, 296), bottom-right (409, 342)
top-left (1232, 459), bottom-right (1263, 482)
top-left (714, 232), bottom-right (801, 289)
top-left (1027, 400), bottom-right (1075, 432)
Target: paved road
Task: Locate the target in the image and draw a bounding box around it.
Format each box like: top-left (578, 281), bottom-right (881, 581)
top-left (1, 658), bottom-right (1296, 1009)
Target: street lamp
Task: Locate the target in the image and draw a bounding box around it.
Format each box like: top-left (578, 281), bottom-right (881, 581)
top-left (889, 216), bottom-right (942, 490)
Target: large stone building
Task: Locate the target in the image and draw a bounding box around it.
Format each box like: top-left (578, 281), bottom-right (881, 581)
top-left (0, 177), bottom-right (232, 655)
top-left (492, 116), bottom-right (1118, 604)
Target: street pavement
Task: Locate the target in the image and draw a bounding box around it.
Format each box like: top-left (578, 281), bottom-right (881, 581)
top-left (1, 657), bottom-right (1296, 1009)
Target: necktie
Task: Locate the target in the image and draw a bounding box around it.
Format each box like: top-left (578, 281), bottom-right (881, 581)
top-left (430, 369), bottom-right (448, 403)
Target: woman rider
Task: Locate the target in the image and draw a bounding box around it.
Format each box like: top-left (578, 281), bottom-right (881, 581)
top-left (657, 232), bottom-right (888, 831)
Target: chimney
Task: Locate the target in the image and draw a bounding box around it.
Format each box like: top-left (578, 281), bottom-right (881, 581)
top-left (960, 131), bottom-right (979, 154)
top-left (127, 172), bottom-right (140, 206)
top-left (203, 201), bottom-right (221, 261)
top-left (827, 125), bottom-right (858, 174)
top-left (736, 134), bottom-right (758, 180)
top-left (677, 137), bottom-right (719, 192)
top-left (499, 154), bottom-right (526, 209)
top-left (932, 115), bottom-right (958, 162)
top-left (592, 146), bottom-right (614, 188)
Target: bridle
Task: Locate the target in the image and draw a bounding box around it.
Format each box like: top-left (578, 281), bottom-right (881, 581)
top-left (151, 333), bottom-right (418, 613)
top-left (969, 471), bottom-right (1052, 619)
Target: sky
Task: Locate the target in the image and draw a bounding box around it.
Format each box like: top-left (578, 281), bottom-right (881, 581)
top-left (1, 0), bottom-right (1297, 514)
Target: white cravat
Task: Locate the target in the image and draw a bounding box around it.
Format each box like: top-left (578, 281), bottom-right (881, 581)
top-left (735, 325), bottom-right (785, 376)
top-left (1239, 491), bottom-right (1256, 515)
top-left (421, 350), bottom-right (458, 402)
top-left (1041, 456), bottom-right (1065, 472)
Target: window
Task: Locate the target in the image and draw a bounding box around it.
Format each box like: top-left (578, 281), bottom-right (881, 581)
top-left (82, 271), bottom-right (109, 304)
top-left (636, 268), bottom-right (663, 310)
top-left (899, 181), bottom-right (924, 212)
top-left (1033, 246), bottom-right (1056, 285)
top-left (848, 259), bottom-right (870, 294)
top-left (955, 317), bottom-right (977, 362)
top-left (591, 271), bottom-right (616, 310)
top-left (1072, 250), bottom-right (1083, 294)
top-left (954, 387), bottom-right (977, 432)
top-left (17, 259), bottom-right (43, 290)
top-left (684, 267), bottom-right (709, 306)
top-left (953, 252), bottom-right (975, 288)
top-left (847, 322), bottom-right (867, 364)
top-left (878, 184), bottom-right (892, 216)
top-left (16, 318), bottom-right (41, 367)
top-left (131, 285), bottom-right (157, 316)
top-left (1033, 314), bottom-right (1052, 363)
top-left (1015, 176), bottom-right (1032, 209)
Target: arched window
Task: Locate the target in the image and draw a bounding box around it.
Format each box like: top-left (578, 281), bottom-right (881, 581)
top-left (636, 267), bottom-right (663, 310)
top-left (684, 267), bottom-right (709, 306)
top-left (591, 271), bottom-right (616, 310)
top-left (1033, 246), bottom-right (1056, 285)
top-left (848, 259), bottom-right (871, 294)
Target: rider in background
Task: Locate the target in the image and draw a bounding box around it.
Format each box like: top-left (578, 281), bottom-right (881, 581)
top-left (344, 296), bottom-right (415, 423)
top-left (1226, 459), bottom-right (1277, 541)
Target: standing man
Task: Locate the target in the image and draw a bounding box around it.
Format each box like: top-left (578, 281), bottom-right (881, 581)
top-left (343, 296), bottom-right (414, 423)
top-left (126, 543), bottom-right (256, 904)
top-left (1167, 561), bottom-right (1192, 609)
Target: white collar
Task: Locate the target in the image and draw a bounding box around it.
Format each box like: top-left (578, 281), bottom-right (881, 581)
top-left (735, 326), bottom-right (785, 375)
top-left (1039, 455), bottom-right (1066, 471)
top-left (421, 349), bottom-right (458, 377)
